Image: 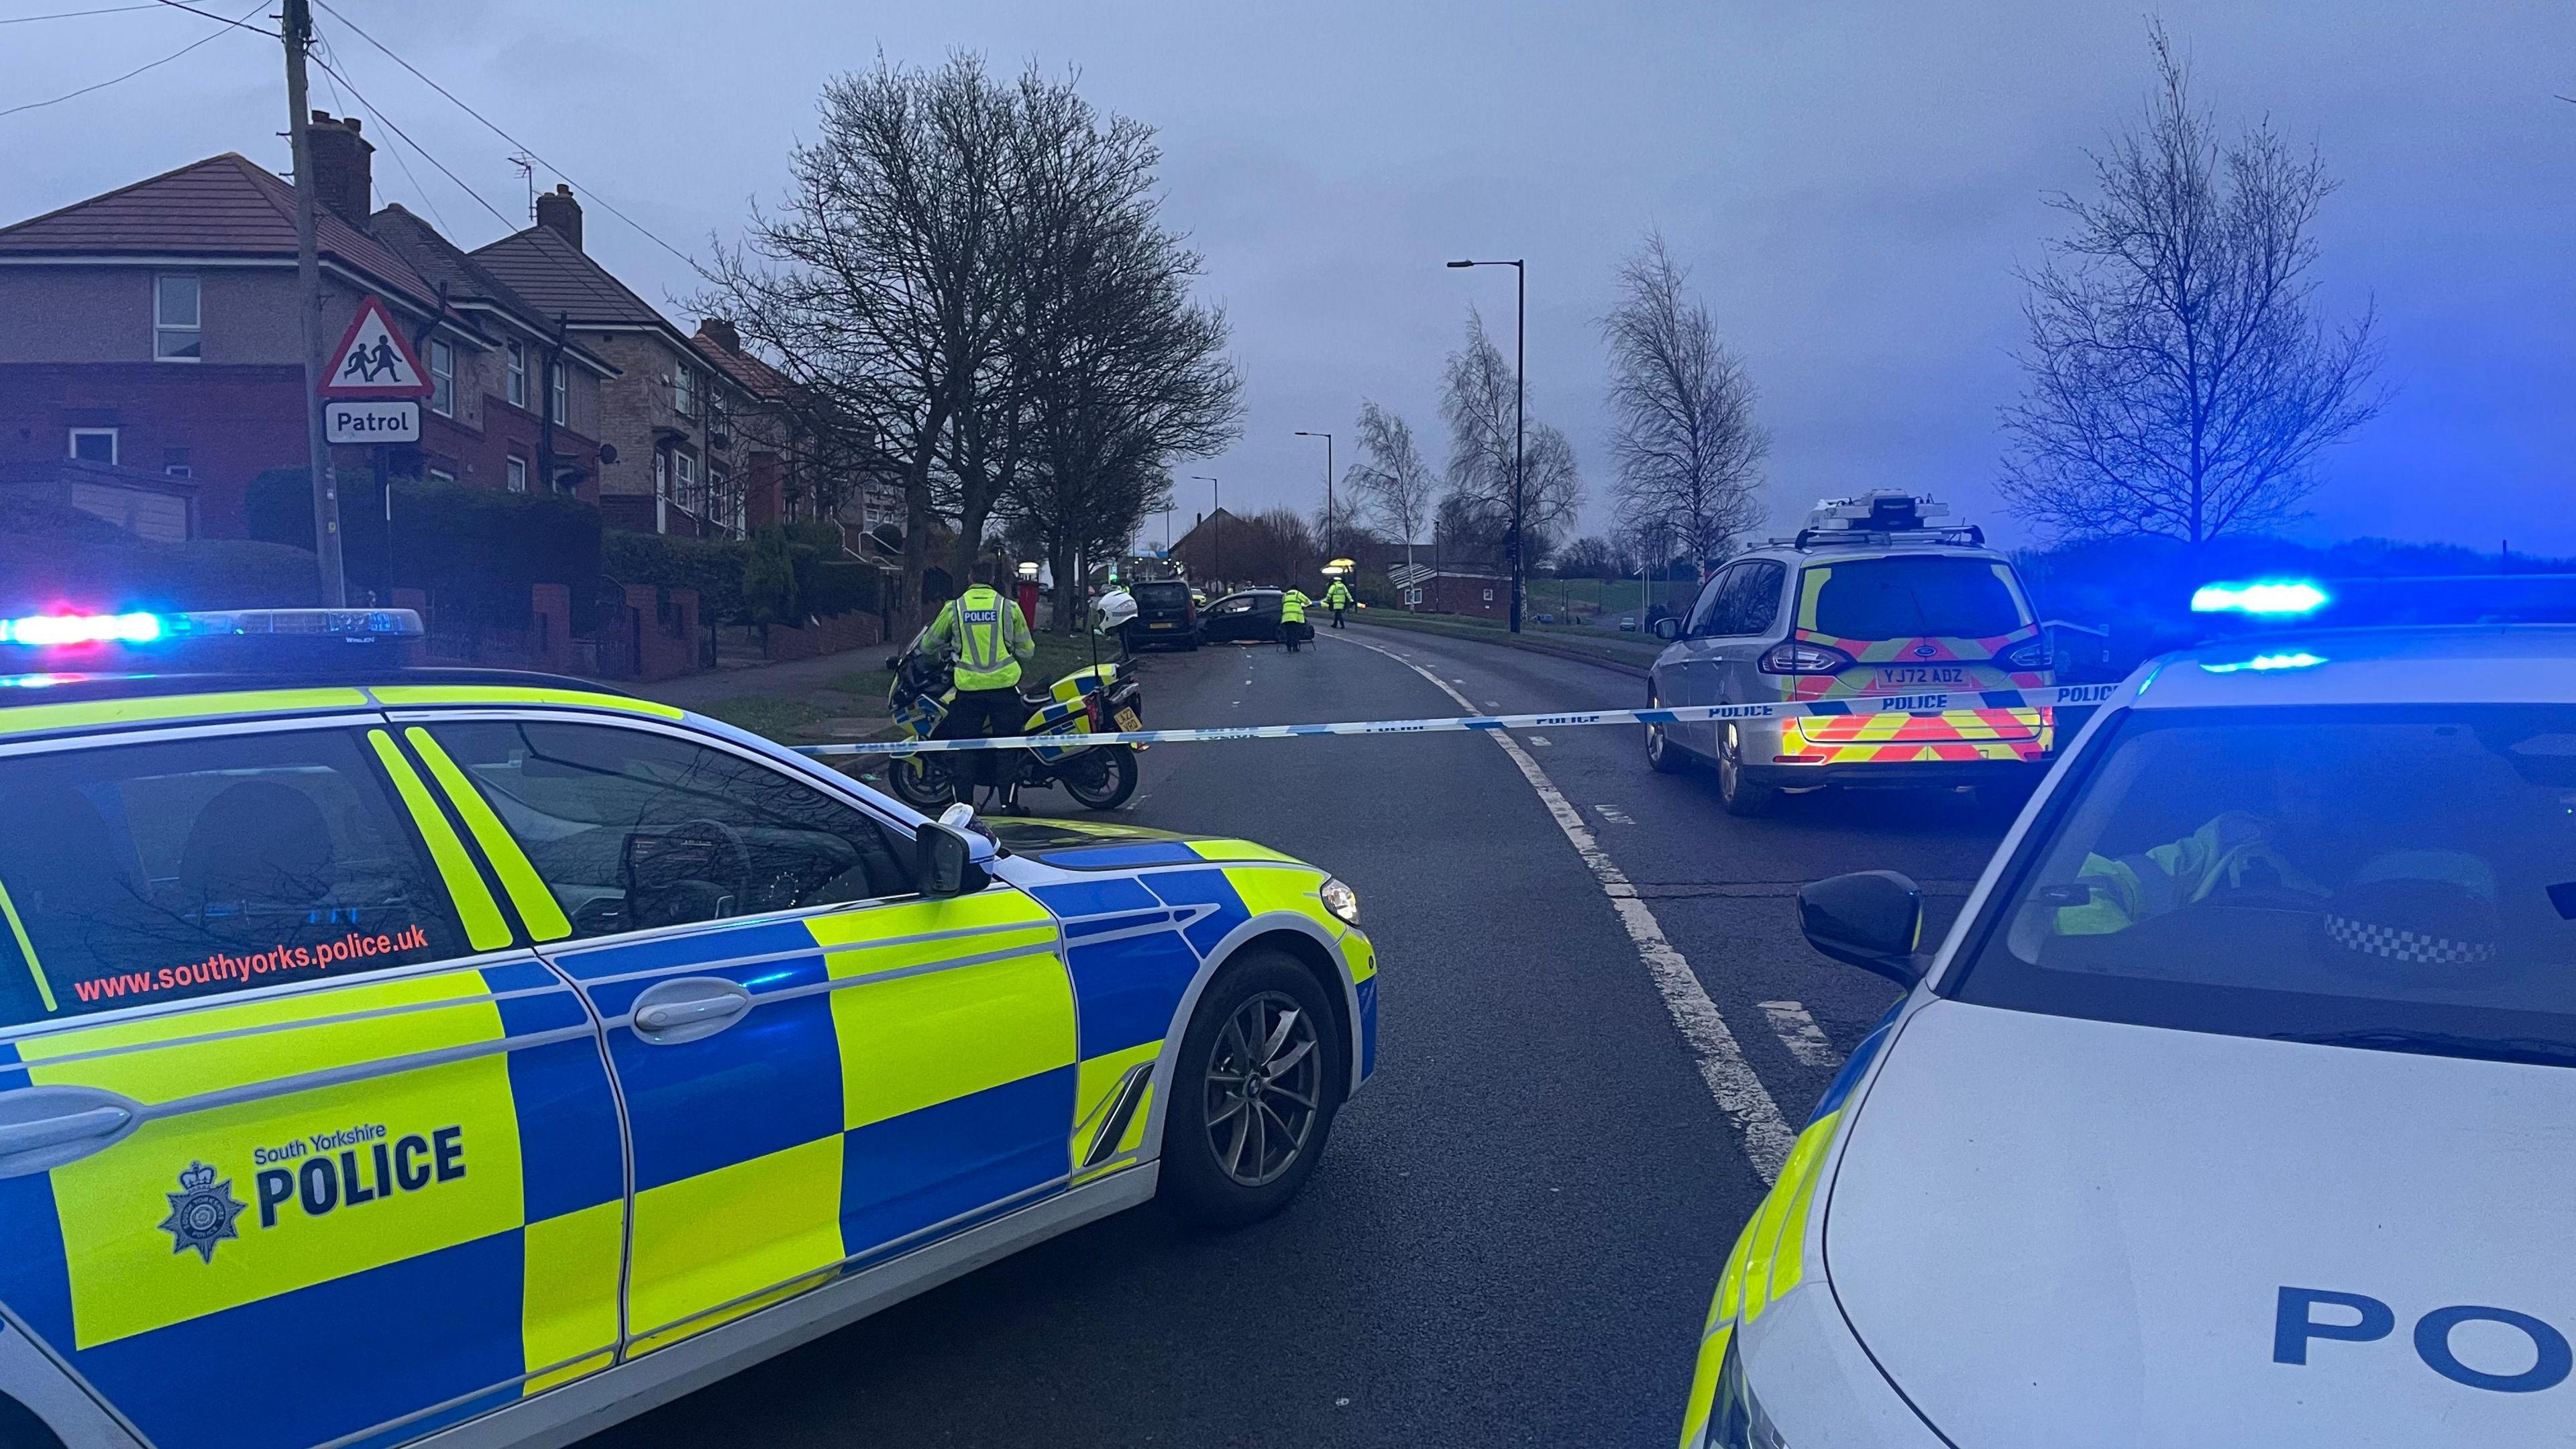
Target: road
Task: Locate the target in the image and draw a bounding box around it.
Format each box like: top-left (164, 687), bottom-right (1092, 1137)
top-left (602, 621), bottom-right (2010, 1448)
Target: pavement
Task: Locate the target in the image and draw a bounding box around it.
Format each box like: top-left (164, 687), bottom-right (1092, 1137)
top-left (600, 621), bottom-right (2010, 1449)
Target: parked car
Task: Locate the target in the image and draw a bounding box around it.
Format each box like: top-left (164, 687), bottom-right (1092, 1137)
top-left (1618, 615), bottom-right (1639, 632)
top-left (1124, 578), bottom-right (1199, 649)
top-left (1198, 589), bottom-right (1284, 644)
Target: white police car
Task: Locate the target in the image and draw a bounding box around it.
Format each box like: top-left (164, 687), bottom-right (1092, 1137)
top-left (1680, 599), bottom-right (2576, 1446)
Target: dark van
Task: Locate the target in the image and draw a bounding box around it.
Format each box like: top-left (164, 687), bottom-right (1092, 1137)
top-left (1126, 578), bottom-right (1199, 650)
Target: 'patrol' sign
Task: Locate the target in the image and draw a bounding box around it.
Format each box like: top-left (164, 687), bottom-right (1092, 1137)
top-left (325, 400), bottom-right (421, 444)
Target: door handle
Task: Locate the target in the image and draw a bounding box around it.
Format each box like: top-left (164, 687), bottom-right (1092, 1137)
top-left (629, 977), bottom-right (753, 1046)
top-left (0, 1087), bottom-right (143, 1178)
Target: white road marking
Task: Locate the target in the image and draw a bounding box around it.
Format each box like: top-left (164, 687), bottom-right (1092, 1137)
top-left (1333, 632), bottom-right (1798, 1182)
top-left (1756, 1000), bottom-right (1844, 1069)
top-left (1525, 735), bottom-right (1553, 747)
top-left (1593, 804), bottom-right (1635, 825)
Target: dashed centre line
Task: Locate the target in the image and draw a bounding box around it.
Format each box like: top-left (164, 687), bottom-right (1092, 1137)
top-left (1756, 1000), bottom-right (1845, 1069)
top-left (1593, 804), bottom-right (1635, 825)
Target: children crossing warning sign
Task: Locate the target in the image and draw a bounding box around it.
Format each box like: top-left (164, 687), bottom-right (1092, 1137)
top-left (320, 297), bottom-right (433, 400)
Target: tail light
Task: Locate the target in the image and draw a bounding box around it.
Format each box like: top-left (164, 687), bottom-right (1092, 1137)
top-left (1758, 641), bottom-right (1853, 674)
top-left (2004, 638), bottom-right (2051, 669)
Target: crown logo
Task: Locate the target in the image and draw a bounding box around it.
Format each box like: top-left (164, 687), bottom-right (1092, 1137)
top-left (159, 1160), bottom-right (246, 1265)
top-left (177, 1162), bottom-right (216, 1192)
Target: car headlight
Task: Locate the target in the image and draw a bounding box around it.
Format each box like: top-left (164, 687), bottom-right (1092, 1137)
top-left (1709, 1334), bottom-right (1788, 1449)
top-left (1320, 876), bottom-right (1360, 924)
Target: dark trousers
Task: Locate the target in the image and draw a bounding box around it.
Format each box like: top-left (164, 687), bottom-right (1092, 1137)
top-left (1330, 607), bottom-right (1347, 628)
top-left (937, 687), bottom-right (1028, 788)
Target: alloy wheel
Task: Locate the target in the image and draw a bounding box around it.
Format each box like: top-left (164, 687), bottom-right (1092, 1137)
top-left (1203, 991), bottom-right (1322, 1187)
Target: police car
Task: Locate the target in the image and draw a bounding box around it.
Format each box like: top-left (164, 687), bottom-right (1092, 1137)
top-left (0, 610), bottom-right (1377, 1449)
top-left (1677, 582), bottom-right (2576, 1447)
top-left (1646, 493), bottom-right (2053, 814)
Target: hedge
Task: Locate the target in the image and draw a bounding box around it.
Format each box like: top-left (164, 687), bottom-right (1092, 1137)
top-left (247, 469), bottom-right (602, 626)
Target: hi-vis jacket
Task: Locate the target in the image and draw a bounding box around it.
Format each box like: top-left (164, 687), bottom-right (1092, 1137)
top-left (925, 584), bottom-right (1035, 690)
top-left (1324, 582), bottom-right (1352, 610)
top-left (1279, 590), bottom-right (1311, 626)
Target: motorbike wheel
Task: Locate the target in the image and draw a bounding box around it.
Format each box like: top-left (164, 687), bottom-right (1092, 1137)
top-left (1059, 746), bottom-right (1140, 811)
top-left (885, 754), bottom-right (961, 812)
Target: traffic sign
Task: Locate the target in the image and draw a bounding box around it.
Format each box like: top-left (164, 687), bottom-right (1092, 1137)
top-left (320, 296), bottom-right (433, 400)
top-left (325, 399), bottom-right (420, 444)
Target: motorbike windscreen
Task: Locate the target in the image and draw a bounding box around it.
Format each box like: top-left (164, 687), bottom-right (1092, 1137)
top-left (1803, 555), bottom-right (2027, 639)
top-left (1947, 705), bottom-right (2576, 1066)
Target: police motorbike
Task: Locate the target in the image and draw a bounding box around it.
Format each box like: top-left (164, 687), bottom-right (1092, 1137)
top-left (876, 592), bottom-right (1146, 814)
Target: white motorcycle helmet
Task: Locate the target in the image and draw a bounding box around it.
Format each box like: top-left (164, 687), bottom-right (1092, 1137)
top-left (1092, 588), bottom-right (1138, 633)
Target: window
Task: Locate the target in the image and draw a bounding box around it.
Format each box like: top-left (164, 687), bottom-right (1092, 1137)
top-left (506, 339), bottom-right (527, 407)
top-left (67, 429), bottom-right (116, 464)
top-left (549, 361), bottom-right (568, 425)
top-left (0, 730), bottom-right (473, 1025)
top-left (421, 720), bottom-right (918, 938)
top-left (673, 452), bottom-right (698, 514)
top-left (1953, 705), bottom-right (2576, 1067)
top-left (672, 364), bottom-right (698, 422)
top-left (1801, 556), bottom-right (2026, 641)
top-left (506, 455), bottom-right (528, 493)
top-left (427, 337), bottom-right (455, 417)
top-left (161, 445), bottom-right (191, 478)
top-left (154, 273), bottom-right (200, 361)
top-left (1690, 559), bottom-right (1786, 637)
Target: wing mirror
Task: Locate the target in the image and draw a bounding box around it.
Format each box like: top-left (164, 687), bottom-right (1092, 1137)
top-left (1650, 616), bottom-right (1682, 641)
top-left (916, 820), bottom-right (989, 898)
top-left (1797, 871), bottom-right (1924, 987)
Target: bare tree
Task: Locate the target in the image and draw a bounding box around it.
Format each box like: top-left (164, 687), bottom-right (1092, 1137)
top-left (1343, 400), bottom-right (1436, 580)
top-left (1601, 230), bottom-right (1767, 575)
top-left (1999, 24), bottom-right (2383, 545)
top-left (698, 54), bottom-right (1022, 610)
top-left (1441, 308), bottom-right (1582, 595)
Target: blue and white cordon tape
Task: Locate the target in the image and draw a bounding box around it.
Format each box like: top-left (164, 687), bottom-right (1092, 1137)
top-left (792, 683), bottom-right (2125, 757)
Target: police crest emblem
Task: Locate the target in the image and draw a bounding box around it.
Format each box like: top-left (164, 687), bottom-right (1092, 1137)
top-left (159, 1161), bottom-right (246, 1263)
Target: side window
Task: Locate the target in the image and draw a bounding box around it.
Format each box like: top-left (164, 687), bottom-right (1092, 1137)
top-left (0, 731), bottom-right (471, 1026)
top-left (423, 720), bottom-right (918, 940)
top-left (1684, 568), bottom-right (1735, 637)
top-left (1727, 560), bottom-right (1786, 636)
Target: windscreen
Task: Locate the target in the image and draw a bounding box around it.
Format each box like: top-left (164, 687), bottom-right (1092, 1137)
top-left (1951, 706), bottom-right (2576, 1065)
top-left (1805, 556), bottom-right (2027, 639)
top-left (1133, 581), bottom-right (1191, 610)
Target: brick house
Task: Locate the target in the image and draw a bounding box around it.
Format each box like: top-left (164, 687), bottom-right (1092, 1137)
top-left (471, 191), bottom-right (749, 539)
top-left (0, 116), bottom-right (610, 537)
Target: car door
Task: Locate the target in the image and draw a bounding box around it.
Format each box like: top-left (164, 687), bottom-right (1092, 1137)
top-left (0, 720), bottom-right (625, 1449)
top-left (1201, 594), bottom-right (1256, 643)
top-left (1657, 566), bottom-right (1745, 757)
top-left (405, 713), bottom-right (1080, 1358)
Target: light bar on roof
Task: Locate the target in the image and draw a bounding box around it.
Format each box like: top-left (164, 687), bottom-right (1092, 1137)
top-left (0, 612), bottom-right (162, 645)
top-left (2190, 580), bottom-right (2330, 616)
top-left (0, 608), bottom-right (421, 647)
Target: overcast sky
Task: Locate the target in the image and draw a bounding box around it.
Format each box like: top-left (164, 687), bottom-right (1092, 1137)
top-left (8, 1), bottom-right (2571, 551)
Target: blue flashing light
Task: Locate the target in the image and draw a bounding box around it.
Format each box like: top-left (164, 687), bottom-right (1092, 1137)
top-left (2191, 580), bottom-right (2329, 616)
top-left (0, 612), bottom-right (163, 646)
top-left (2200, 651), bottom-right (2328, 675)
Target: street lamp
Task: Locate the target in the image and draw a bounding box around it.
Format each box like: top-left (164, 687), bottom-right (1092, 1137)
top-left (1189, 475), bottom-right (1220, 585)
top-left (1293, 430), bottom-right (1334, 564)
top-left (1446, 258), bottom-right (1525, 633)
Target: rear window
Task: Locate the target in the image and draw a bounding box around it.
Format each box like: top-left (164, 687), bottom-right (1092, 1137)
top-left (1803, 556), bottom-right (2027, 639)
top-left (1133, 582), bottom-right (1191, 610)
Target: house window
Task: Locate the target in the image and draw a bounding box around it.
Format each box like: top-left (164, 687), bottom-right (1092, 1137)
top-left (505, 340), bottom-right (527, 407)
top-left (549, 362), bottom-right (568, 425)
top-left (672, 364), bottom-right (697, 422)
top-left (426, 338), bottom-right (455, 416)
top-left (154, 274), bottom-right (200, 361)
top-left (710, 466), bottom-right (737, 536)
top-left (506, 455), bottom-right (527, 493)
top-left (162, 445), bottom-right (191, 479)
top-left (426, 466), bottom-right (455, 486)
top-left (673, 451), bottom-right (698, 514)
top-left (68, 429), bottom-right (117, 464)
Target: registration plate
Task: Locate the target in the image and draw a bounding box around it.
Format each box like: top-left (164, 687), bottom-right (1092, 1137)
top-left (1148, 621), bottom-right (1175, 629)
top-left (1114, 708), bottom-right (1142, 732)
top-left (1874, 665), bottom-right (1967, 687)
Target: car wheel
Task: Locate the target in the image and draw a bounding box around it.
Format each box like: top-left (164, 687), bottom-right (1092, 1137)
top-left (1159, 949), bottom-right (1342, 1228)
top-left (1716, 725), bottom-right (1777, 817)
top-left (1645, 690), bottom-right (1688, 774)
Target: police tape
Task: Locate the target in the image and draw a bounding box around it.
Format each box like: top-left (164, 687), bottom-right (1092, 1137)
top-left (790, 682), bottom-right (2125, 757)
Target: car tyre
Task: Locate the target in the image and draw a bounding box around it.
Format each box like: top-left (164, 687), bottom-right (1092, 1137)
top-left (1716, 724), bottom-right (1778, 817)
top-left (1159, 949), bottom-right (1342, 1229)
top-left (1645, 690), bottom-right (1688, 775)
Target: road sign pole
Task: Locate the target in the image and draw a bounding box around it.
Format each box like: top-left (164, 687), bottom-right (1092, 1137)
top-left (282, 0), bottom-right (346, 606)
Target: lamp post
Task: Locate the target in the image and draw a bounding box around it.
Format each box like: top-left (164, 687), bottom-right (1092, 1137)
top-left (1446, 258), bottom-right (1525, 632)
top-left (1189, 475), bottom-right (1220, 586)
top-left (1293, 430), bottom-right (1334, 565)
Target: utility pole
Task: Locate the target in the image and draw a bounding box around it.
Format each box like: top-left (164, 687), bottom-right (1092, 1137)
top-left (1295, 431), bottom-right (1334, 559)
top-left (282, 0), bottom-right (345, 605)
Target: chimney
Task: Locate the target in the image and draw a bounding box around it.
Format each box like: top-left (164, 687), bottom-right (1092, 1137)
top-left (698, 317), bottom-right (741, 354)
top-left (307, 111), bottom-right (373, 222)
top-left (536, 184), bottom-right (582, 249)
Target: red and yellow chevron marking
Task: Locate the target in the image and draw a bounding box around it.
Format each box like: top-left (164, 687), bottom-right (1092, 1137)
top-left (1776, 713), bottom-right (2053, 764)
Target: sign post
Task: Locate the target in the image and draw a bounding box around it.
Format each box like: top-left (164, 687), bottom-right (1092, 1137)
top-left (321, 297), bottom-right (433, 606)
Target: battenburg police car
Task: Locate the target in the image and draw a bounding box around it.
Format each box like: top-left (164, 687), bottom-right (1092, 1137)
top-left (0, 610), bottom-right (1377, 1449)
top-left (1680, 586), bottom-right (2576, 1447)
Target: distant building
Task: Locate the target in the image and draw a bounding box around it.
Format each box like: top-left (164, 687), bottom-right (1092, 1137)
top-left (0, 117), bottom-right (612, 535)
top-left (1388, 562), bottom-right (1511, 621)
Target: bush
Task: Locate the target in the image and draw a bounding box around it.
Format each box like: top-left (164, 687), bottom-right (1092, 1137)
top-left (743, 528), bottom-right (799, 625)
top-left (796, 557), bottom-right (879, 619)
top-left (247, 469), bottom-right (602, 625)
top-left (0, 534), bottom-right (319, 613)
top-left (602, 529), bottom-right (749, 624)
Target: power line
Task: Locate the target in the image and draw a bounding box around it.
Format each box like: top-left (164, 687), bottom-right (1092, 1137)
top-left (0, 5), bottom-right (162, 24)
top-left (0, 0), bottom-right (268, 119)
top-left (309, 50), bottom-right (511, 229)
top-left (309, 0), bottom-right (709, 274)
top-left (315, 31), bottom-right (452, 234)
top-left (145, 0), bottom-right (268, 33)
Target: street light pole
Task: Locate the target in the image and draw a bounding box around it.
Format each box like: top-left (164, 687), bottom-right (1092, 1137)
top-left (1293, 431), bottom-right (1334, 562)
top-left (1189, 475), bottom-right (1220, 585)
top-left (1446, 258), bottom-right (1525, 632)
